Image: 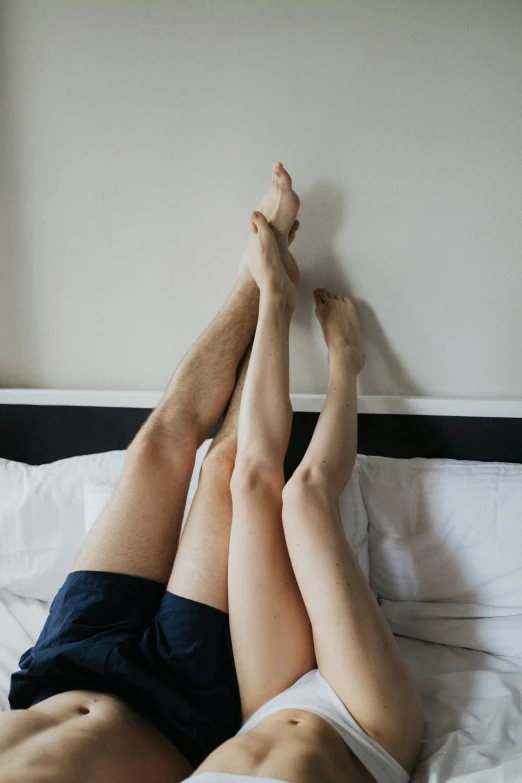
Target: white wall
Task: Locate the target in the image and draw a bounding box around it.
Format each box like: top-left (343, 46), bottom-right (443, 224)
top-left (1, 0), bottom-right (521, 396)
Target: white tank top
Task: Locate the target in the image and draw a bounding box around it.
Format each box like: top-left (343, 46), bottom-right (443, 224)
top-left (188, 669), bottom-right (411, 783)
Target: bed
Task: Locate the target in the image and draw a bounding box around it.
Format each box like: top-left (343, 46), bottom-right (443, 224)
top-left (1, 389), bottom-right (521, 782)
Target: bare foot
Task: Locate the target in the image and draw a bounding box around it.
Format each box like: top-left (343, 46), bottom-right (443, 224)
top-left (249, 212), bottom-right (298, 311)
top-left (314, 288), bottom-right (366, 373)
top-left (259, 163), bottom-right (300, 238)
top-left (288, 218), bottom-right (300, 246)
top-left (240, 163), bottom-right (300, 286)
top-left (260, 163), bottom-right (300, 285)
top-left (284, 218), bottom-right (300, 285)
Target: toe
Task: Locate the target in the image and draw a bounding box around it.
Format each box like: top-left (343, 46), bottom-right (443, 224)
top-left (314, 287), bottom-right (327, 305)
top-left (251, 210), bottom-right (269, 230)
top-left (273, 162), bottom-right (292, 188)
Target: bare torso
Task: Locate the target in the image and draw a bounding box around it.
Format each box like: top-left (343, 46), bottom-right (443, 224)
top-left (0, 690), bottom-right (192, 783)
top-left (1, 698), bottom-right (380, 783)
top-left (194, 708), bottom-right (377, 783)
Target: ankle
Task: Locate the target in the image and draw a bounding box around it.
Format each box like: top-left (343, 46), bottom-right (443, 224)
top-left (259, 283), bottom-right (294, 314)
top-left (327, 343), bottom-right (363, 373)
top-left (272, 227), bottom-right (289, 254)
top-left (233, 267), bottom-right (260, 303)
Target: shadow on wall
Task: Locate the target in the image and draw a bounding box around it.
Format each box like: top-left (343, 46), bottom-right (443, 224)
top-left (0, 5), bottom-right (33, 388)
top-left (294, 180), bottom-right (424, 396)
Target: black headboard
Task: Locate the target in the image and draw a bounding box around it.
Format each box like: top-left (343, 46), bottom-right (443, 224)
top-left (1, 404), bottom-right (521, 478)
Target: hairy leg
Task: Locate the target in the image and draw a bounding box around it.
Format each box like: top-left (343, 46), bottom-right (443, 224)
top-left (165, 164), bottom-right (301, 610)
top-left (229, 212), bottom-right (314, 722)
top-left (72, 275), bottom-right (258, 584)
top-left (73, 163), bottom-right (300, 587)
top-left (282, 290), bottom-right (423, 773)
top-left (166, 343), bottom-right (251, 611)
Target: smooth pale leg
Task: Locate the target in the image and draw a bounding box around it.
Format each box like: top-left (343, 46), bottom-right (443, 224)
top-left (281, 291), bottom-right (424, 774)
top-left (228, 212), bottom-right (314, 721)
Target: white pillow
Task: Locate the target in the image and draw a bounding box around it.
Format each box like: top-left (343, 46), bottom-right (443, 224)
top-left (357, 455), bottom-right (522, 656)
top-left (85, 447), bottom-right (370, 580)
top-left (340, 461), bottom-right (370, 580)
top-left (0, 451), bottom-right (126, 602)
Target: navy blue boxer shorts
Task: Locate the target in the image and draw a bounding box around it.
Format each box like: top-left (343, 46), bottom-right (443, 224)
top-left (9, 570), bottom-right (241, 768)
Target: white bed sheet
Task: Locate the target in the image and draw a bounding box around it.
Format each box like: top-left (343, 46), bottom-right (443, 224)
top-left (0, 589), bottom-right (49, 711)
top-left (397, 637), bottom-right (522, 782)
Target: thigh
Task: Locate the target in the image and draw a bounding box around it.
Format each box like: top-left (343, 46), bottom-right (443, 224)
top-left (228, 470), bottom-right (315, 721)
top-left (73, 434), bottom-right (196, 585)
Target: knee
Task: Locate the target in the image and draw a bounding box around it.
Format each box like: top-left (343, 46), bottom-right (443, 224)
top-left (200, 438), bottom-right (237, 483)
top-left (231, 454), bottom-right (285, 502)
top-left (128, 413), bottom-right (198, 471)
top-left (282, 465), bottom-right (333, 512)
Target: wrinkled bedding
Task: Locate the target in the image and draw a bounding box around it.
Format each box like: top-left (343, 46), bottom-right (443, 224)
top-left (1, 452), bottom-right (521, 780)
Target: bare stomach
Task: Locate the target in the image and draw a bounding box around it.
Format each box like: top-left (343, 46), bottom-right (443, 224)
top-left (0, 690), bottom-right (192, 783)
top-left (194, 708), bottom-right (376, 783)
